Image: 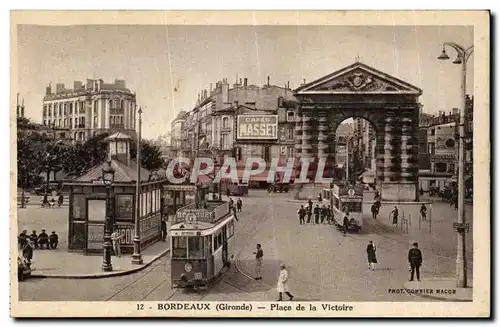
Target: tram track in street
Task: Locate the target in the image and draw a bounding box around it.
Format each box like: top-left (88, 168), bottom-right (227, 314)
top-left (105, 195), bottom-right (286, 302)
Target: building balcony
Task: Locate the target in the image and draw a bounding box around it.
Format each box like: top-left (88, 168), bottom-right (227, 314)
top-left (110, 124), bottom-right (125, 129)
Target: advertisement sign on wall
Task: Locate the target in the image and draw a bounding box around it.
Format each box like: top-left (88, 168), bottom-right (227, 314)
top-left (237, 115), bottom-right (278, 140)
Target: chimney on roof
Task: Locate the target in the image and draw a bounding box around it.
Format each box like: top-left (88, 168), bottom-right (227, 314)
top-left (56, 83), bottom-right (65, 94)
top-left (244, 78), bottom-right (247, 88)
top-left (240, 78), bottom-right (242, 85)
top-left (267, 76), bottom-right (270, 86)
top-left (46, 83), bottom-right (52, 96)
top-left (287, 81), bottom-right (290, 89)
top-left (73, 81), bottom-right (83, 90)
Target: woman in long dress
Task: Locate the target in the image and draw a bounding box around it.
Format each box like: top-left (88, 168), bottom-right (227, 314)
top-left (366, 241), bottom-right (377, 271)
top-left (277, 264), bottom-right (294, 301)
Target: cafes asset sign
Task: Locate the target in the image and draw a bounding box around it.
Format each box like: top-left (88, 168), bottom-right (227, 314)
top-left (237, 115), bottom-right (278, 140)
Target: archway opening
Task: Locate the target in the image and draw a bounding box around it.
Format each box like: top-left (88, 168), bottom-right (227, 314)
top-left (334, 117), bottom-right (378, 187)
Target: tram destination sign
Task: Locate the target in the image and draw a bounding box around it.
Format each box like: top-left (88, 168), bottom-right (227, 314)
top-left (176, 209), bottom-right (214, 224)
top-left (237, 115), bottom-right (278, 140)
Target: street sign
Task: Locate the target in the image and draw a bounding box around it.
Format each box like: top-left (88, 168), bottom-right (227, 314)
top-left (453, 222), bottom-right (470, 233)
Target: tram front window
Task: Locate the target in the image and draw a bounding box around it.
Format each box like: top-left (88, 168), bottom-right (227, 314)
top-left (187, 236), bottom-right (205, 259)
top-left (172, 236), bottom-right (188, 258)
top-left (341, 201), bottom-right (362, 213)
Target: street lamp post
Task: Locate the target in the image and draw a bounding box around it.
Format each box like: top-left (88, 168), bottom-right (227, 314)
top-left (438, 42), bottom-right (474, 288)
top-left (132, 106), bottom-right (143, 265)
top-left (102, 160), bottom-right (115, 272)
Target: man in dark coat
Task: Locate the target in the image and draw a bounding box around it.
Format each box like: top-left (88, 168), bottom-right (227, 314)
top-left (297, 205), bottom-right (306, 225)
top-left (236, 198), bottom-right (243, 212)
top-left (366, 241), bottom-right (377, 271)
top-left (343, 212), bottom-right (350, 236)
top-left (408, 242), bottom-right (423, 281)
top-left (371, 204), bottom-right (378, 219)
top-left (29, 230), bottom-right (39, 249)
top-left (313, 204), bottom-right (320, 224)
top-left (391, 206), bottom-right (399, 225)
top-left (420, 204), bottom-right (427, 221)
top-left (38, 229), bottom-right (50, 249)
top-left (49, 231), bottom-right (59, 249)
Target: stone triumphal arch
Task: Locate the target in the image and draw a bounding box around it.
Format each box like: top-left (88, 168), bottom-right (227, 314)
top-left (294, 62), bottom-right (422, 201)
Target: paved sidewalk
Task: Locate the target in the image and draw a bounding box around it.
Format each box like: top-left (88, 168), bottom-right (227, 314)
top-left (23, 240), bottom-right (170, 279)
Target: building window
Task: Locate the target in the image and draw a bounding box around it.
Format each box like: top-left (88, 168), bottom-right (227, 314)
top-left (69, 120), bottom-right (72, 129)
top-left (430, 128), bottom-right (435, 136)
top-left (59, 105), bottom-right (62, 116)
top-left (69, 103), bottom-right (73, 115)
top-left (43, 106), bottom-right (47, 117)
top-left (74, 118), bottom-right (78, 128)
top-left (221, 133), bottom-right (229, 149)
top-left (287, 128), bottom-right (295, 140)
top-left (94, 101), bottom-right (98, 114)
top-left (428, 143), bottom-right (435, 155)
top-left (120, 116), bottom-right (124, 125)
top-left (222, 117), bottom-right (229, 128)
top-left (64, 119), bottom-right (67, 127)
top-left (43, 120), bottom-right (47, 126)
top-left (93, 116), bottom-right (98, 127)
top-left (435, 163), bottom-right (447, 173)
top-left (120, 100), bottom-right (124, 108)
top-left (63, 104), bottom-right (67, 115)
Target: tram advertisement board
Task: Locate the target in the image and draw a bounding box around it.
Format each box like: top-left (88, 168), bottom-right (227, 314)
top-left (333, 184), bottom-right (363, 197)
top-left (176, 209), bottom-right (214, 224)
top-left (237, 115), bottom-right (278, 140)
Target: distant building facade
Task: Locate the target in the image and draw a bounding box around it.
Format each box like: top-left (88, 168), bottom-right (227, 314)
top-left (42, 79), bottom-right (137, 143)
top-left (418, 95), bottom-right (473, 192)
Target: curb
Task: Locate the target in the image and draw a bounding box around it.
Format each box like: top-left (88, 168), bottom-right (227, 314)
top-left (30, 249), bottom-right (170, 279)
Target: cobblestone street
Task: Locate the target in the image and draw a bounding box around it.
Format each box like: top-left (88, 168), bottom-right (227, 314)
top-left (18, 190), bottom-right (473, 302)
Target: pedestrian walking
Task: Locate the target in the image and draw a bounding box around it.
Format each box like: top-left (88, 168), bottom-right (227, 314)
top-left (371, 203), bottom-right (378, 219)
top-left (161, 218), bottom-right (168, 241)
top-left (314, 204), bottom-right (320, 224)
top-left (306, 203), bottom-right (313, 224)
top-left (110, 231), bottom-right (124, 257)
top-left (57, 193), bottom-right (64, 207)
top-left (253, 244), bottom-right (263, 280)
top-left (343, 212), bottom-right (350, 236)
top-left (366, 241), bottom-right (377, 271)
top-left (408, 242), bottom-right (423, 281)
top-left (327, 205), bottom-right (333, 224)
top-left (276, 264), bottom-right (294, 301)
top-left (391, 206), bottom-right (399, 225)
top-left (420, 204), bottom-right (427, 221)
top-left (49, 231), bottom-right (59, 249)
top-left (297, 205), bottom-right (306, 225)
top-left (236, 198), bottom-right (242, 212)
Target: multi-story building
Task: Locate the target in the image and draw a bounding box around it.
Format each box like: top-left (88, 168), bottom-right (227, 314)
top-left (42, 79), bottom-right (137, 143)
top-left (418, 95), bottom-right (473, 193)
top-left (170, 110), bottom-right (187, 156)
top-left (353, 118), bottom-right (375, 170)
top-left (176, 76), bottom-right (296, 185)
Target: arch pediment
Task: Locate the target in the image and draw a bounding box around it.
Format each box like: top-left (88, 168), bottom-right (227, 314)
top-left (295, 62), bottom-right (422, 96)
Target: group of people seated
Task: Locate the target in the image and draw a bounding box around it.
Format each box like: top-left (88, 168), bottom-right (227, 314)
top-left (18, 229), bottom-right (59, 250)
top-left (41, 193), bottom-right (64, 208)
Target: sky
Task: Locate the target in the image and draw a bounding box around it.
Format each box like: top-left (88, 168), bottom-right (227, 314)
top-left (16, 25), bottom-right (474, 139)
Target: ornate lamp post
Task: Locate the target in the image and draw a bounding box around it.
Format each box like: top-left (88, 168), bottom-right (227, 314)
top-left (132, 106), bottom-right (143, 265)
top-left (438, 42), bottom-right (474, 288)
top-left (101, 160), bottom-right (115, 272)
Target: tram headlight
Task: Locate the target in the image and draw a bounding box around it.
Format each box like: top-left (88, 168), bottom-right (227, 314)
top-left (184, 263), bottom-right (193, 272)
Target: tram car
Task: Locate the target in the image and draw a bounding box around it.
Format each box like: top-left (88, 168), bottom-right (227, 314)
top-left (170, 200), bottom-right (235, 289)
top-left (322, 183), bottom-right (364, 232)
